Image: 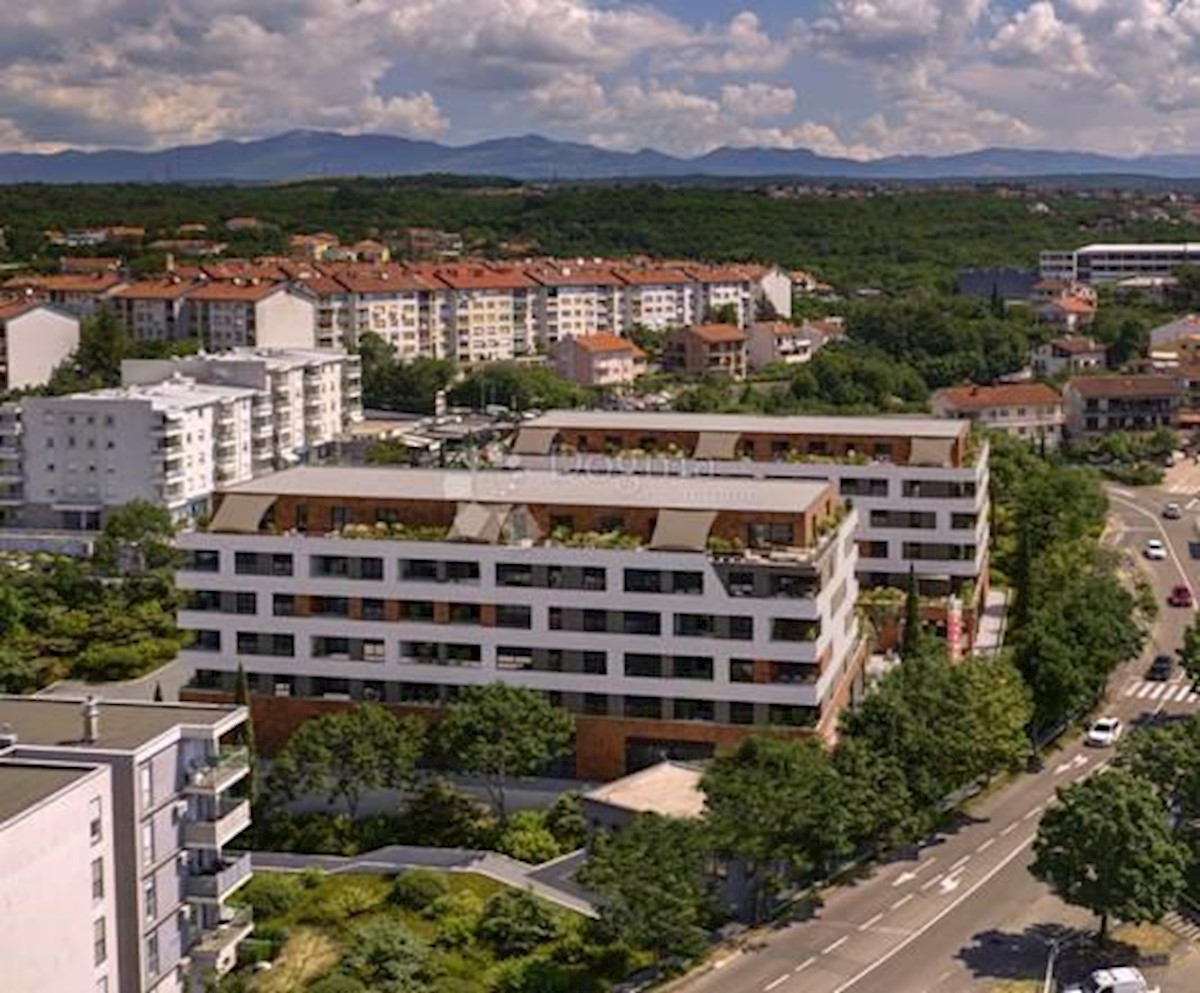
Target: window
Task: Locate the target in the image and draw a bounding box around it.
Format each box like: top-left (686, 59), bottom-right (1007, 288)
top-left (400, 600), bottom-right (434, 622)
top-left (139, 764), bottom-right (153, 809)
top-left (748, 522), bottom-right (793, 547)
top-left (234, 591), bottom-right (257, 615)
top-left (672, 572), bottom-right (703, 595)
top-left (583, 610), bottom-right (607, 633)
top-left (312, 596), bottom-right (350, 617)
top-left (623, 611), bottom-right (661, 635)
top-left (583, 693), bottom-right (608, 716)
top-left (361, 598), bottom-right (386, 621)
top-left (330, 505), bottom-right (352, 529)
top-left (183, 549), bottom-right (219, 572)
top-left (581, 567), bottom-right (606, 591)
top-left (402, 559), bottom-right (439, 581)
top-left (624, 696), bottom-right (662, 719)
top-left (625, 654), bottom-right (663, 678)
top-left (144, 879), bottom-right (157, 923)
top-left (93, 918), bottom-right (107, 966)
top-left (496, 563), bottom-right (534, 587)
top-left (141, 822), bottom-right (154, 866)
top-left (729, 701), bottom-right (755, 725)
top-left (583, 651), bottom-right (607, 675)
top-left (495, 604), bottom-right (532, 629)
top-left (91, 858), bottom-right (104, 901)
top-left (146, 933), bottom-right (160, 978)
top-left (672, 656), bottom-right (713, 680)
top-left (624, 569), bottom-right (661, 593)
top-left (771, 618), bottom-right (820, 642)
top-left (446, 561), bottom-right (479, 584)
top-left (89, 797), bottom-right (103, 843)
top-left (273, 594), bottom-right (295, 617)
top-left (675, 699), bottom-right (715, 722)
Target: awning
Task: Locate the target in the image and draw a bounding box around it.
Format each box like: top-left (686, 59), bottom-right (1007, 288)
top-left (501, 504), bottom-right (543, 545)
top-left (448, 502), bottom-right (511, 543)
top-left (649, 509), bottom-right (718, 552)
top-left (510, 426), bottom-right (558, 456)
top-left (908, 436), bottom-right (956, 468)
top-left (208, 493), bottom-right (276, 534)
top-left (691, 431), bottom-right (741, 460)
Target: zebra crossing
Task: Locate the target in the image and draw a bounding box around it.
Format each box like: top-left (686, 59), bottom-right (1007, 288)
top-left (1122, 677), bottom-right (1200, 704)
top-left (1164, 909), bottom-right (1200, 945)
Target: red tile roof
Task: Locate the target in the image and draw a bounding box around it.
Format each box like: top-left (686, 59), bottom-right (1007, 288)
top-left (1047, 336), bottom-right (1105, 355)
top-left (615, 266), bottom-right (690, 286)
top-left (688, 323), bottom-right (748, 344)
top-left (329, 265), bottom-right (441, 294)
top-left (1066, 375), bottom-right (1181, 399)
top-left (936, 383), bottom-right (1062, 412)
top-left (525, 263), bottom-right (621, 287)
top-left (1040, 296), bottom-right (1096, 315)
top-left (0, 299), bottom-right (44, 322)
top-left (112, 279), bottom-right (197, 301)
top-left (3, 273), bottom-right (123, 293)
top-left (186, 281), bottom-right (288, 302)
top-left (569, 332), bottom-right (646, 356)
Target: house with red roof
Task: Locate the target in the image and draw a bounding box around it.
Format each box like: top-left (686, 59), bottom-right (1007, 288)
top-left (933, 383), bottom-right (1065, 448)
top-left (664, 324), bottom-right (748, 379)
top-left (553, 332), bottom-right (646, 387)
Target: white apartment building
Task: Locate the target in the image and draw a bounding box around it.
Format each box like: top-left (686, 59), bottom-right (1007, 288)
top-left (0, 696), bottom-right (253, 993)
top-left (0, 299), bottom-right (80, 391)
top-left (325, 266), bottom-right (446, 359)
top-left (506, 411), bottom-right (989, 610)
top-left (176, 466), bottom-right (863, 779)
top-left (527, 263), bottom-right (624, 345)
top-left (186, 284), bottom-right (317, 351)
top-left (746, 321), bottom-right (822, 369)
top-left (683, 265), bottom-right (755, 327)
top-left (1040, 243), bottom-right (1200, 284)
top-left (111, 281), bottom-right (196, 343)
top-left (617, 268), bottom-right (697, 331)
top-left (437, 266), bottom-right (537, 362)
top-left (1, 273), bottom-right (126, 318)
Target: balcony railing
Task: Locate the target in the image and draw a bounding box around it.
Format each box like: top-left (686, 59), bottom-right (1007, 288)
top-left (183, 796), bottom-right (251, 850)
top-left (190, 907), bottom-right (254, 976)
top-left (185, 745), bottom-right (250, 794)
top-left (185, 851), bottom-right (253, 901)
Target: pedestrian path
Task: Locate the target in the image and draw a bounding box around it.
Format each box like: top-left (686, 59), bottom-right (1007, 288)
top-left (1121, 676), bottom-right (1199, 704)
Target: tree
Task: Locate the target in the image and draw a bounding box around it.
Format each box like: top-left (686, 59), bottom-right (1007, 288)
top-left (434, 684), bottom-right (574, 821)
top-left (702, 736), bottom-right (846, 918)
top-left (1031, 769), bottom-right (1188, 941)
top-left (1118, 715), bottom-right (1200, 836)
top-left (265, 705), bottom-right (424, 819)
top-left (1179, 618), bottom-right (1200, 693)
top-left (579, 814), bottom-right (711, 961)
top-left (958, 654), bottom-right (1033, 775)
top-left (47, 308), bottom-right (135, 393)
top-left (903, 566), bottom-right (923, 657)
top-left (92, 501), bottom-right (178, 575)
top-left (448, 362), bottom-right (586, 412)
top-left (830, 737), bottom-right (914, 854)
top-left (339, 917), bottom-right (436, 993)
top-left (476, 889), bottom-right (562, 958)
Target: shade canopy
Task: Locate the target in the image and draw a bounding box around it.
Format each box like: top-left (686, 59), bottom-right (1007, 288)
top-left (510, 426), bottom-right (558, 456)
top-left (448, 502), bottom-right (511, 544)
top-left (649, 509), bottom-right (718, 552)
top-left (907, 436), bottom-right (956, 468)
top-left (691, 431), bottom-right (741, 460)
top-left (208, 494), bottom-right (276, 534)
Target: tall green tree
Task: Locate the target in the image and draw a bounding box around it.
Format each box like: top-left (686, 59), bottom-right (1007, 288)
top-left (579, 814), bottom-right (711, 961)
top-left (903, 566), bottom-right (923, 658)
top-left (830, 737), bottom-right (914, 854)
top-left (92, 500), bottom-right (178, 575)
top-left (265, 705), bottom-right (424, 819)
top-left (1031, 769), bottom-right (1188, 941)
top-left (434, 684), bottom-right (574, 821)
top-left (1179, 618), bottom-right (1200, 693)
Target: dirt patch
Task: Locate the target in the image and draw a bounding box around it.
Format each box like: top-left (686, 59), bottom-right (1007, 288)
top-left (253, 928), bottom-right (339, 993)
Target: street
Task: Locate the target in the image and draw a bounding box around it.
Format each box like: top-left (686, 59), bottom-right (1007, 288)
top-left (674, 482), bottom-right (1200, 993)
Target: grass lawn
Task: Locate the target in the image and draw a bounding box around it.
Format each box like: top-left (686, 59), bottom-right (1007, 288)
top-left (223, 869), bottom-right (637, 993)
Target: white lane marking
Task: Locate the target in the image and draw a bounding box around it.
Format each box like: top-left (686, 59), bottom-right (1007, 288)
top-left (1123, 681), bottom-right (1139, 697)
top-left (1110, 487), bottom-right (1135, 498)
top-left (919, 873), bottom-right (944, 892)
top-left (1000, 822), bottom-right (1018, 837)
top-left (1053, 754), bottom-right (1088, 774)
top-left (948, 855), bottom-right (971, 872)
top-left (823, 936), bottom-right (849, 955)
top-left (891, 894), bottom-right (914, 910)
top-left (1163, 684), bottom-right (1185, 702)
top-left (764, 974), bottom-right (790, 991)
top-left (858, 913), bottom-right (884, 931)
top-left (794, 957), bottom-right (816, 974)
top-left (1108, 491), bottom-right (1192, 593)
top-left (938, 873), bottom-right (963, 895)
top-left (976, 838), bottom-right (995, 853)
top-left (1137, 683), bottom-right (1155, 699)
top-left (892, 857), bottom-right (937, 887)
top-left (826, 833), bottom-right (1038, 993)
top-left (1023, 804), bottom-right (1045, 821)
top-left (1148, 683), bottom-right (1167, 700)
top-left (1188, 692), bottom-right (1199, 704)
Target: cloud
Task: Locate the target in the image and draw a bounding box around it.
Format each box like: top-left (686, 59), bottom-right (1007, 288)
top-left (720, 83), bottom-right (797, 121)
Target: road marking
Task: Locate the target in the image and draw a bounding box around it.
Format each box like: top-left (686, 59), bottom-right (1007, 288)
top-left (1123, 681), bottom-right (1139, 697)
top-left (891, 894), bottom-right (914, 910)
top-left (1149, 683), bottom-right (1167, 700)
top-left (938, 873), bottom-right (963, 895)
top-left (794, 957), bottom-right (816, 974)
top-left (1023, 804), bottom-right (1045, 821)
top-left (826, 833), bottom-right (1038, 993)
top-left (1108, 490), bottom-right (1192, 594)
top-left (976, 838), bottom-right (995, 853)
top-left (892, 856), bottom-right (936, 887)
top-left (823, 936), bottom-right (849, 955)
top-left (858, 913), bottom-right (884, 931)
top-left (919, 873), bottom-right (944, 892)
top-left (1000, 822), bottom-right (1018, 837)
top-left (1137, 683), bottom-right (1155, 699)
top-left (764, 974), bottom-right (790, 991)
top-left (1110, 487), bottom-right (1135, 498)
top-left (1188, 692), bottom-right (1199, 704)
top-left (948, 855), bottom-right (971, 872)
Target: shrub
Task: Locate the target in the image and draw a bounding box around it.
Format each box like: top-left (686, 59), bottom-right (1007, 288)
top-left (426, 889), bottom-right (484, 921)
top-left (495, 811), bottom-right (562, 864)
top-left (477, 889), bottom-right (563, 958)
top-left (395, 779), bottom-right (496, 847)
top-left (308, 974), bottom-right (368, 993)
top-left (493, 956), bottom-right (575, 993)
top-left (340, 917), bottom-right (436, 992)
top-left (543, 793), bottom-right (586, 851)
top-left (237, 872), bottom-right (306, 920)
top-left (389, 868), bottom-right (451, 911)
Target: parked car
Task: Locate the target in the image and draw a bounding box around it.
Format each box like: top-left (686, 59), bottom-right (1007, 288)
top-left (1085, 717), bottom-right (1123, 747)
top-left (1063, 966), bottom-right (1159, 993)
top-left (1143, 539), bottom-right (1167, 560)
top-left (1169, 584), bottom-right (1195, 607)
top-left (1163, 502), bottom-right (1183, 519)
top-left (1147, 654), bottom-right (1173, 681)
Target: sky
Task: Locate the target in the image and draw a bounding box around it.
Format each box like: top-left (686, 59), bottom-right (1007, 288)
top-left (6, 0), bottom-right (1200, 160)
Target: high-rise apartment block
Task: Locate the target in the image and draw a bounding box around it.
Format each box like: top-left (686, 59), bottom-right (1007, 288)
top-left (0, 696), bottom-right (253, 993)
top-left (178, 465), bottom-right (863, 779)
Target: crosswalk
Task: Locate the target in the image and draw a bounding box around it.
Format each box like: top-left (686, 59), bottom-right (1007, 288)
top-left (1121, 677), bottom-right (1200, 704)
top-left (1164, 909), bottom-right (1200, 944)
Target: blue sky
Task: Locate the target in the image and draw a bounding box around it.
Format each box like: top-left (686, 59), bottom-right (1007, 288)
top-left (2, 1), bottom-right (1199, 159)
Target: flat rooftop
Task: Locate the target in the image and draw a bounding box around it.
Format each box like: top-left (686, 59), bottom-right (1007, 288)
top-left (0, 696), bottom-right (242, 752)
top-left (583, 761), bottom-right (705, 820)
top-left (1077, 243), bottom-right (1200, 254)
top-left (0, 763), bottom-right (98, 826)
top-left (520, 409), bottom-right (967, 439)
top-left (223, 466), bottom-right (832, 514)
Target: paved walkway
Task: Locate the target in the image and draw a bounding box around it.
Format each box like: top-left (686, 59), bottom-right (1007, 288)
top-left (36, 658), bottom-right (190, 702)
top-left (251, 844), bottom-right (598, 918)
top-left (973, 587), bottom-right (1010, 656)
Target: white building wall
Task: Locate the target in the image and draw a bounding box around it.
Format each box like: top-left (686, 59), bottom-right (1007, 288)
top-left (757, 269), bottom-right (794, 319)
top-left (253, 292), bottom-right (318, 350)
top-left (2, 308), bottom-right (80, 392)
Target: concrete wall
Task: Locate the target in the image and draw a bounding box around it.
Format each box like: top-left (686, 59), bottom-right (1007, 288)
top-left (255, 292), bottom-right (318, 350)
top-left (4, 308), bottom-right (80, 392)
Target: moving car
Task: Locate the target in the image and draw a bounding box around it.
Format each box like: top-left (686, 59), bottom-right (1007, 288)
top-left (1147, 654), bottom-right (1174, 681)
top-left (1143, 539), bottom-right (1167, 560)
top-left (1168, 584), bottom-right (1195, 607)
top-left (1085, 717), bottom-right (1123, 747)
top-left (1063, 966), bottom-right (1159, 993)
top-left (1163, 502), bottom-right (1183, 519)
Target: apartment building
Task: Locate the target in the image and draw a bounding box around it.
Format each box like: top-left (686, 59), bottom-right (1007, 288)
top-left (505, 411), bottom-right (988, 615)
top-left (0, 403), bottom-right (21, 524)
top-left (527, 262), bottom-right (624, 344)
top-left (664, 324), bottom-right (749, 379)
top-left (1, 273), bottom-right (126, 317)
top-left (0, 299), bottom-right (80, 391)
top-left (1030, 336), bottom-right (1108, 378)
top-left (186, 283), bottom-right (317, 351)
top-left (746, 320), bottom-right (833, 369)
top-left (1063, 375), bottom-right (1182, 437)
top-left (933, 383), bottom-right (1065, 448)
top-left (111, 281), bottom-right (197, 343)
top-left (617, 267), bottom-right (697, 331)
top-left (552, 332), bottom-right (646, 387)
top-left (436, 265), bottom-right (537, 362)
top-left (323, 265), bottom-right (445, 358)
top-left (0, 695), bottom-right (253, 993)
top-left (1040, 243), bottom-right (1200, 284)
top-left (176, 465), bottom-right (863, 779)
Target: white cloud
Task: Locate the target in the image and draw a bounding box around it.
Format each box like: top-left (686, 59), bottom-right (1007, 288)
top-left (720, 83), bottom-right (796, 121)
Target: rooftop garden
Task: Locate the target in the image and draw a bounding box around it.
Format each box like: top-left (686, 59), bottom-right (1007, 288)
top-left (337, 522), bottom-right (452, 542)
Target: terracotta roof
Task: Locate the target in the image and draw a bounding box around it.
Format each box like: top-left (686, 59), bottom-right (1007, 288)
top-left (569, 332), bottom-right (646, 356)
top-left (679, 264), bottom-right (756, 284)
top-left (1047, 336), bottom-right (1105, 355)
top-left (435, 265), bottom-right (535, 290)
top-left (0, 299), bottom-right (44, 322)
top-left (525, 263), bottom-right (621, 287)
top-left (755, 321), bottom-right (805, 337)
top-left (1066, 375), bottom-right (1181, 399)
top-left (1040, 296), bottom-right (1096, 315)
top-left (112, 279), bottom-right (197, 301)
top-left (186, 281), bottom-right (287, 302)
top-left (3, 273), bottom-right (123, 293)
top-left (936, 383), bottom-right (1062, 411)
top-left (687, 323), bottom-right (748, 345)
top-left (615, 266), bottom-right (690, 286)
top-left (200, 261), bottom-right (290, 281)
top-left (330, 265), bottom-right (441, 294)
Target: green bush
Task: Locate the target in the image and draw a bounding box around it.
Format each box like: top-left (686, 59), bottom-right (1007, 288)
top-left (477, 889), bottom-right (563, 958)
top-left (235, 937), bottom-right (276, 967)
top-left (389, 868), bottom-right (451, 911)
top-left (495, 811), bottom-right (563, 864)
top-left (395, 779), bottom-right (496, 848)
top-left (340, 917), bottom-right (436, 992)
top-left (493, 956), bottom-right (576, 993)
top-left (308, 974), bottom-right (368, 993)
top-left (237, 872), bottom-right (306, 920)
top-left (543, 793), bottom-right (586, 851)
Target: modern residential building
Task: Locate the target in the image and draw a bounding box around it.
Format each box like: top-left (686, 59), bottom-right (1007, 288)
top-left (436, 265), bottom-right (538, 362)
top-left (616, 267), bottom-right (697, 331)
top-left (527, 262), bottom-right (624, 344)
top-left (1, 273), bottom-right (126, 317)
top-left (176, 465), bottom-right (864, 779)
top-left (0, 695), bottom-right (253, 993)
top-left (111, 280), bottom-right (197, 343)
top-left (1149, 313), bottom-right (1200, 358)
top-left (1063, 375), bottom-right (1182, 436)
top-left (664, 324), bottom-right (749, 379)
top-left (932, 383), bottom-right (1065, 448)
top-left (1040, 243), bottom-right (1200, 284)
top-left (505, 410), bottom-right (989, 616)
top-left (746, 320), bottom-right (831, 369)
top-left (320, 265), bottom-right (445, 358)
top-left (1034, 295), bottom-right (1096, 331)
top-left (0, 300), bottom-right (81, 391)
top-left (186, 283), bottom-right (317, 351)
top-left (552, 332), bottom-right (646, 388)
top-left (1030, 336), bottom-right (1108, 378)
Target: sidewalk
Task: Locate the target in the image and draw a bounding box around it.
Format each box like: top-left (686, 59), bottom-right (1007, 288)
top-left (251, 844), bottom-right (597, 917)
top-left (974, 587), bottom-right (1010, 655)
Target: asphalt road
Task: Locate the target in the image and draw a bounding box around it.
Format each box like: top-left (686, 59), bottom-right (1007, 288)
top-left (675, 483), bottom-right (1199, 993)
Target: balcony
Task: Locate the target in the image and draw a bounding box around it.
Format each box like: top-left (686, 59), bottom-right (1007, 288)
top-left (184, 796), bottom-right (251, 850)
top-left (184, 745), bottom-right (251, 795)
top-left (190, 907), bottom-right (254, 979)
top-left (185, 851), bottom-right (253, 902)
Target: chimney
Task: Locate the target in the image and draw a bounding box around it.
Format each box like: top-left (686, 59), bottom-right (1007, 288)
top-left (165, 252), bottom-right (175, 274)
top-left (82, 696), bottom-right (100, 743)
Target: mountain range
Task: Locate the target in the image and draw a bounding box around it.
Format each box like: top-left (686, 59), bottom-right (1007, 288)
top-left (6, 130), bottom-right (1200, 183)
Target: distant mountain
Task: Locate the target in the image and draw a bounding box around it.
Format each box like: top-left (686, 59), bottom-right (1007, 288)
top-left (5, 130), bottom-right (1200, 183)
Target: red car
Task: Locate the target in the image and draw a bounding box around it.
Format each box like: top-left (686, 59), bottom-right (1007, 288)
top-left (1168, 585), bottom-right (1194, 608)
